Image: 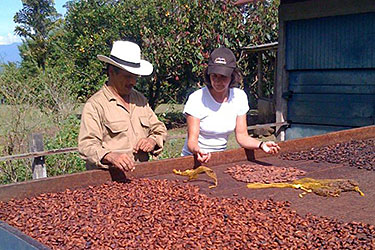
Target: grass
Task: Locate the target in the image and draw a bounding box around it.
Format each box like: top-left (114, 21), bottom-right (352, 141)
top-left (0, 105), bottom-right (46, 133)
top-left (0, 103), bottom-right (274, 151)
top-left (160, 126), bottom-right (276, 160)
top-left (0, 103), bottom-right (275, 162)
top-left (159, 127), bottom-right (186, 159)
top-left (0, 103), bottom-right (276, 184)
top-left (155, 103), bottom-right (184, 114)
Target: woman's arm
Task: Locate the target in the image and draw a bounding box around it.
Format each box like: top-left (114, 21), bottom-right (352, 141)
top-left (186, 114), bottom-right (211, 163)
top-left (235, 114), bottom-right (280, 154)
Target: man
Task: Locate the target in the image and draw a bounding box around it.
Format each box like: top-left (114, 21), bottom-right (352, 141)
top-left (78, 40), bottom-right (167, 172)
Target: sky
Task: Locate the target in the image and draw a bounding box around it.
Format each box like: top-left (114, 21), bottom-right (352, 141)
top-left (0, 0), bottom-right (68, 45)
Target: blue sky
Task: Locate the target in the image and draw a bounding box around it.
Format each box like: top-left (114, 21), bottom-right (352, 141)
top-left (0, 0), bottom-right (68, 45)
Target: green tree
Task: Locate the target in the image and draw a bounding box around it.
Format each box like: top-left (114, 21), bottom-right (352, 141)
top-left (0, 0), bottom-right (280, 183)
top-left (240, 0), bottom-right (279, 101)
top-left (14, 0), bottom-right (60, 70)
top-left (57, 0), bottom-right (279, 108)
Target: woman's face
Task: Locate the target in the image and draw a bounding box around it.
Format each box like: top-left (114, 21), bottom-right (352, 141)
top-left (209, 73), bottom-right (231, 93)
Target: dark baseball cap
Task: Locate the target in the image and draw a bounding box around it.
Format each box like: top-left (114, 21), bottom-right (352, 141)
top-left (207, 47), bottom-right (236, 77)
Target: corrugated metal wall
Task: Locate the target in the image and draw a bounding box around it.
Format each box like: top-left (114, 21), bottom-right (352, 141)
top-left (285, 12), bottom-right (375, 139)
top-left (286, 13), bottom-right (375, 69)
top-left (288, 70), bottom-right (375, 127)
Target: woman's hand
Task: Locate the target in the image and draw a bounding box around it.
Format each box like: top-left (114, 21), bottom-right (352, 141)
top-left (260, 141), bottom-right (280, 154)
top-left (195, 148), bottom-right (211, 163)
top-left (186, 114), bottom-right (211, 163)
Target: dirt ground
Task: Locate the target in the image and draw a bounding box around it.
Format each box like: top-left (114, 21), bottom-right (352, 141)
top-left (149, 156), bottom-right (375, 225)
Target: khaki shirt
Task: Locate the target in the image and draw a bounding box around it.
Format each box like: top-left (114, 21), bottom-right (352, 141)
top-left (78, 84), bottom-right (167, 169)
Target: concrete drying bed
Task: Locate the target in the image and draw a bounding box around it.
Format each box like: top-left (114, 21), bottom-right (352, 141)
top-left (0, 125), bottom-right (374, 248)
top-left (149, 156), bottom-right (375, 225)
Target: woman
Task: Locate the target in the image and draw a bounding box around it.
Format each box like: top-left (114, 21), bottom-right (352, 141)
top-left (181, 47), bottom-right (280, 163)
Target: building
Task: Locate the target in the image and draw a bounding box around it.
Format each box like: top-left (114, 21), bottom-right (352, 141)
top-left (236, 0), bottom-right (375, 140)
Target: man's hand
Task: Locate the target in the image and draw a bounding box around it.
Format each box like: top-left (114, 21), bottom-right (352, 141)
top-left (102, 152), bottom-right (135, 172)
top-left (134, 138), bottom-right (156, 153)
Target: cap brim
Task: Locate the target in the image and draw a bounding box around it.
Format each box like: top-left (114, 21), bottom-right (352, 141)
top-left (208, 65), bottom-right (234, 77)
top-left (97, 55), bottom-right (153, 76)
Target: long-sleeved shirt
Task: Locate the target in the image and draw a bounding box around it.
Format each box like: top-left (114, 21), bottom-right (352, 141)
top-left (78, 84), bottom-right (167, 169)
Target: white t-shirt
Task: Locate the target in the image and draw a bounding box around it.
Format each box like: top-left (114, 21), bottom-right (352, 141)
top-left (181, 87), bottom-right (249, 156)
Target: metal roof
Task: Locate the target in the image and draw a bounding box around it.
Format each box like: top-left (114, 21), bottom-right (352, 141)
top-left (234, 0), bottom-right (260, 6)
top-left (241, 42), bottom-right (278, 53)
top-left (235, 0), bottom-right (310, 5)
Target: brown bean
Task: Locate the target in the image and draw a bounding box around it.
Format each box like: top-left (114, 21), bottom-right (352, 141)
top-left (0, 179), bottom-right (374, 249)
top-left (280, 139), bottom-right (375, 171)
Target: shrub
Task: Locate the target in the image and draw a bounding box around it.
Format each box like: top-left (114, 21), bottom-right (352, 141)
top-left (44, 115), bottom-right (86, 176)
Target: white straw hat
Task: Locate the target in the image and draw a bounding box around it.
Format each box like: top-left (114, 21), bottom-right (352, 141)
top-left (97, 41), bottom-right (153, 76)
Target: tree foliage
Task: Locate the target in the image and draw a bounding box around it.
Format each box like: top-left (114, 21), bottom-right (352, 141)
top-left (14, 0), bottom-right (60, 70)
top-left (0, 63), bottom-right (80, 184)
top-left (240, 1), bottom-right (279, 101)
top-left (53, 0), bottom-right (279, 107)
top-left (0, 0), bottom-right (279, 184)
top-left (11, 0), bottom-right (279, 106)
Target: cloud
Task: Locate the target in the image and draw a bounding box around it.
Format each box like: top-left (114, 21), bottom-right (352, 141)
top-left (0, 33), bottom-right (22, 45)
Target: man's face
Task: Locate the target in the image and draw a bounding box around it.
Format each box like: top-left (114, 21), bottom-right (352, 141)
top-left (109, 66), bottom-right (139, 96)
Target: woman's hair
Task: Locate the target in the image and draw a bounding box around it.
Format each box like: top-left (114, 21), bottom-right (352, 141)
top-left (203, 67), bottom-right (243, 88)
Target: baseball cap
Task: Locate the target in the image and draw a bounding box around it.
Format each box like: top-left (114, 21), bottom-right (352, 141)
top-left (207, 47), bottom-right (236, 77)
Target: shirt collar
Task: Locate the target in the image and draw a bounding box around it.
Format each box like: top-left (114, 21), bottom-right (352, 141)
top-left (103, 83), bottom-right (116, 102)
top-left (103, 83), bottom-right (135, 106)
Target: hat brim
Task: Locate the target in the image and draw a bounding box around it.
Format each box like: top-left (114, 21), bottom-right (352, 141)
top-left (208, 65), bottom-right (234, 77)
top-left (97, 55), bottom-right (153, 76)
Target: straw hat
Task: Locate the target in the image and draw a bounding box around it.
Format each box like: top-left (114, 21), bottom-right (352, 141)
top-left (97, 41), bottom-right (153, 76)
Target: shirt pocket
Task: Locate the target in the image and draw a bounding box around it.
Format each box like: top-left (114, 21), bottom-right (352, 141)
top-left (102, 120), bottom-right (130, 150)
top-left (104, 121), bottom-right (129, 134)
top-left (139, 116), bottom-right (150, 136)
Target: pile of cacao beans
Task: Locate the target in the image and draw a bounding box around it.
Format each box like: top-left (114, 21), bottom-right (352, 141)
top-left (225, 164), bottom-right (306, 183)
top-left (1, 179), bottom-right (374, 249)
top-left (280, 139), bottom-right (375, 171)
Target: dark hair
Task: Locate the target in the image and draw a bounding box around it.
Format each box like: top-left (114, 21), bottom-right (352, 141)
top-left (203, 67), bottom-right (243, 88)
top-left (106, 63), bottom-right (122, 76)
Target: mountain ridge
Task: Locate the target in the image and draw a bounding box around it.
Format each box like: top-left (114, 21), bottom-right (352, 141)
top-left (0, 42), bottom-right (22, 64)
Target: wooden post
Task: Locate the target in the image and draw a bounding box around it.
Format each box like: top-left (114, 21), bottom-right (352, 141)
top-left (29, 133), bottom-right (47, 179)
top-left (273, 50), bottom-right (278, 105)
top-left (257, 51), bottom-right (263, 99)
top-left (275, 17), bottom-right (288, 141)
